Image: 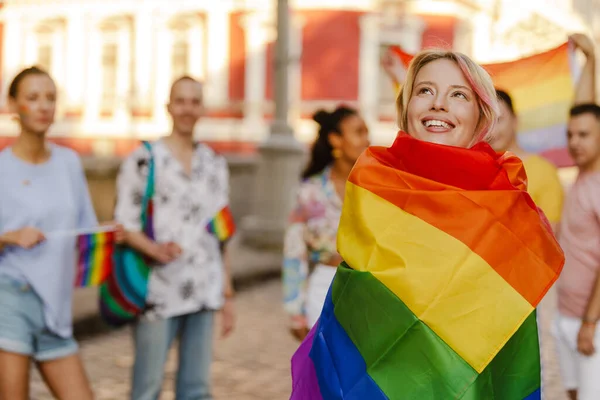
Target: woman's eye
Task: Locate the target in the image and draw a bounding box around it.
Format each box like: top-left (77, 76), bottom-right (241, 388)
top-left (418, 87), bottom-right (433, 95)
top-left (453, 92), bottom-right (467, 99)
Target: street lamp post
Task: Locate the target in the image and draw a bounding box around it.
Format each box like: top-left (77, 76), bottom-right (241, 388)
top-left (239, 0), bottom-right (305, 249)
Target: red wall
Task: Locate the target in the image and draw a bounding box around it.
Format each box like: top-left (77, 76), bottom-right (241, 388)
top-left (228, 12), bottom-right (245, 101)
top-left (299, 10), bottom-right (361, 101)
top-left (420, 15), bottom-right (456, 49)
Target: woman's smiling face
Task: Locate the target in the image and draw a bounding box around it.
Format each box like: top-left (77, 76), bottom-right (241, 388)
top-left (406, 58), bottom-right (480, 148)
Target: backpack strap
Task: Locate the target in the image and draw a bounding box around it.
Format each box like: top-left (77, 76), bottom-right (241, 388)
top-left (140, 141), bottom-right (155, 238)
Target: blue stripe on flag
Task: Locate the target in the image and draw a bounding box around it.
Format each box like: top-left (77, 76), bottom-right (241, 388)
top-left (524, 388), bottom-right (541, 400)
top-left (309, 287), bottom-right (388, 400)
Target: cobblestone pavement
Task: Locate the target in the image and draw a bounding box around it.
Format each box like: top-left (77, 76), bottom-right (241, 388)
top-left (30, 281), bottom-right (568, 400)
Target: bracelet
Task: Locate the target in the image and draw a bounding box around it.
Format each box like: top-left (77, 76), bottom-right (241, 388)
top-left (582, 317), bottom-right (598, 325)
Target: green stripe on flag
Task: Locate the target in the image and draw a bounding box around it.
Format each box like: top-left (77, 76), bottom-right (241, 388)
top-left (333, 263), bottom-right (478, 398)
top-left (461, 310), bottom-right (540, 399)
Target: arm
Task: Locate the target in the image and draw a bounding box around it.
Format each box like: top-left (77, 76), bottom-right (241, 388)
top-left (73, 154), bottom-right (99, 229)
top-left (578, 270), bottom-right (600, 356)
top-left (0, 228), bottom-right (45, 253)
top-left (381, 47), bottom-right (406, 90)
top-left (114, 149), bottom-right (175, 263)
top-left (571, 33), bottom-right (596, 105)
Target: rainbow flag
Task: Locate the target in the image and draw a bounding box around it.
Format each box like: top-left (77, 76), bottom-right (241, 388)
top-left (206, 205), bottom-right (236, 243)
top-left (390, 42), bottom-right (577, 167)
top-left (75, 230), bottom-right (116, 288)
top-left (290, 133), bottom-right (564, 399)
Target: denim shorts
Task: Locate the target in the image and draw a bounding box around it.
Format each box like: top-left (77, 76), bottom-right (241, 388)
top-left (0, 276), bottom-right (78, 361)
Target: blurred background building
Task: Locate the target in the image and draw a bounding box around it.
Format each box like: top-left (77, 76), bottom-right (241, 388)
top-left (0, 0), bottom-right (597, 156)
top-left (0, 0), bottom-right (596, 226)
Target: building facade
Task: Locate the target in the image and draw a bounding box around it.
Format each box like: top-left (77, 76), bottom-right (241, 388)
top-left (0, 0), bottom-right (595, 157)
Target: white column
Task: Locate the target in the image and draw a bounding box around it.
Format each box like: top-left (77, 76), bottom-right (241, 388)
top-left (400, 16), bottom-right (425, 54)
top-left (358, 13), bottom-right (381, 128)
top-left (471, 13), bottom-right (493, 62)
top-left (3, 13), bottom-right (23, 105)
top-left (65, 13), bottom-right (85, 113)
top-left (188, 19), bottom-right (205, 81)
top-left (83, 20), bottom-right (102, 124)
top-left (51, 22), bottom-right (66, 118)
top-left (153, 19), bottom-right (171, 128)
top-left (241, 12), bottom-right (269, 125)
top-left (114, 25), bottom-right (132, 123)
top-left (454, 19), bottom-right (473, 55)
top-left (289, 14), bottom-right (304, 126)
top-left (133, 10), bottom-right (154, 114)
top-left (23, 24), bottom-right (38, 67)
top-left (204, 7), bottom-right (229, 108)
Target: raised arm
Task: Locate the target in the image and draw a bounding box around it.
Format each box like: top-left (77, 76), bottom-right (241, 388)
top-left (570, 33), bottom-right (596, 105)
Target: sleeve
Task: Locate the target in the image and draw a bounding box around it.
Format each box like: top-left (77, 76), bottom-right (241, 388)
top-left (73, 154), bottom-right (99, 229)
top-left (282, 186), bottom-right (310, 316)
top-left (114, 147), bottom-right (148, 232)
top-left (216, 155), bottom-right (231, 204)
top-left (534, 163), bottom-right (564, 224)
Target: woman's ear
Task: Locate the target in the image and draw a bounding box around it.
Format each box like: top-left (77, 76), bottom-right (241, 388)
top-left (328, 131), bottom-right (343, 150)
top-left (7, 97), bottom-right (17, 115)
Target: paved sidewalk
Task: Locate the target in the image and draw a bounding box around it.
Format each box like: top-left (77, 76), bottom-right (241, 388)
top-left (30, 279), bottom-right (570, 400)
top-left (32, 279), bottom-right (297, 400)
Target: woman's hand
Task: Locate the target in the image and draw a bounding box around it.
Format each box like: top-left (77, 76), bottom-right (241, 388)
top-left (326, 253), bottom-right (343, 267)
top-left (220, 298), bottom-right (235, 339)
top-left (102, 221), bottom-right (126, 244)
top-left (290, 315), bottom-right (309, 342)
top-left (150, 242), bottom-right (182, 265)
top-left (577, 322), bottom-right (596, 356)
top-left (570, 33), bottom-right (595, 58)
top-left (381, 48), bottom-right (407, 86)
top-left (1, 227), bottom-right (45, 249)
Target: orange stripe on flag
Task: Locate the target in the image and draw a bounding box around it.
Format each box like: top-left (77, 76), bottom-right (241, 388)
top-left (348, 147), bottom-right (563, 306)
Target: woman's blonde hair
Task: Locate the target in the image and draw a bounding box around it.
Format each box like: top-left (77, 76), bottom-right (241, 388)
top-left (396, 49), bottom-right (499, 143)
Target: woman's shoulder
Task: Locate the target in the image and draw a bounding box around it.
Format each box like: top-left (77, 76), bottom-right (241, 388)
top-left (50, 144), bottom-right (84, 167)
top-left (297, 171), bottom-right (328, 201)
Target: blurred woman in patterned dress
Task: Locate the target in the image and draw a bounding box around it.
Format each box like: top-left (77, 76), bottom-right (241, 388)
top-left (282, 106), bottom-right (370, 341)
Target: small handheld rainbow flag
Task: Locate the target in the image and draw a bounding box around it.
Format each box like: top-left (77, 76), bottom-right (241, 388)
top-left (206, 205), bottom-right (236, 243)
top-left (74, 228), bottom-right (116, 288)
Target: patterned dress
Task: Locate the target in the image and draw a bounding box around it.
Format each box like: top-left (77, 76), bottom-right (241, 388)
top-left (282, 167), bottom-right (342, 317)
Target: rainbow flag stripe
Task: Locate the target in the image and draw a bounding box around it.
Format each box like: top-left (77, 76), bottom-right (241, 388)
top-left (291, 134), bottom-right (564, 399)
top-left (75, 230), bottom-right (115, 288)
top-left (391, 43), bottom-right (576, 167)
top-left (206, 205), bottom-right (236, 243)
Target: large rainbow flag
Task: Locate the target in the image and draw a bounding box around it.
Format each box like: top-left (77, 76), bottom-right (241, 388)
top-left (290, 133), bottom-right (564, 399)
top-left (390, 43), bottom-right (577, 167)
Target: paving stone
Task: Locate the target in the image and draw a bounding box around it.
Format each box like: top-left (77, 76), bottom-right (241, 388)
top-left (29, 280), bottom-right (569, 400)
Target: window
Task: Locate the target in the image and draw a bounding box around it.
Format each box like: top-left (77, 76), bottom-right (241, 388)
top-left (171, 28), bottom-right (189, 81)
top-left (37, 44), bottom-right (52, 72)
top-left (172, 38), bottom-right (189, 81)
top-left (101, 43), bottom-right (118, 111)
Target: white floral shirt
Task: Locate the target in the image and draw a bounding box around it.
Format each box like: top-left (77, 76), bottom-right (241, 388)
top-left (115, 140), bottom-right (230, 320)
top-left (282, 167), bottom-right (342, 316)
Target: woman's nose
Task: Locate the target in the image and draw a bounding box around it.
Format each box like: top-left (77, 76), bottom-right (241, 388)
top-left (430, 94), bottom-right (448, 111)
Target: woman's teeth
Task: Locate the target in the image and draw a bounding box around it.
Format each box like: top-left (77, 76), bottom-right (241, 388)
top-left (424, 120), bottom-right (452, 129)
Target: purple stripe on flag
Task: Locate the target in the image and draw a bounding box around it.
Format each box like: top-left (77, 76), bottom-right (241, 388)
top-left (291, 324), bottom-right (323, 400)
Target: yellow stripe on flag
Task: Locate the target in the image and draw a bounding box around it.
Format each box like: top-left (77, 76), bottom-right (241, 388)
top-left (518, 100), bottom-right (574, 132)
top-left (508, 75), bottom-right (573, 113)
top-left (337, 183), bottom-right (534, 373)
